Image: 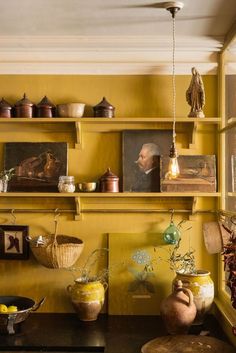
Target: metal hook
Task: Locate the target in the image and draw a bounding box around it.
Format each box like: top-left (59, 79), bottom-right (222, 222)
top-left (11, 209), bottom-right (16, 225)
top-left (54, 208), bottom-right (60, 221)
top-left (169, 208), bottom-right (174, 223)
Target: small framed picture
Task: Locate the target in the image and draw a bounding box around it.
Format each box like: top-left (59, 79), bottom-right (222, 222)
top-left (0, 225), bottom-right (29, 260)
top-left (160, 155), bottom-right (217, 192)
top-left (4, 142), bottom-right (68, 192)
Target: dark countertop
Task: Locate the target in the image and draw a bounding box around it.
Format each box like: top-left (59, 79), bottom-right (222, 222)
top-left (0, 313), bottom-right (232, 353)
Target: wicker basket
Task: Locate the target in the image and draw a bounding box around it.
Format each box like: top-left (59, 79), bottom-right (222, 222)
top-left (30, 220), bottom-right (84, 269)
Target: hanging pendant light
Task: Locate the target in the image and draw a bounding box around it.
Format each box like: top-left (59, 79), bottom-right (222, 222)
top-left (165, 2), bottom-right (184, 179)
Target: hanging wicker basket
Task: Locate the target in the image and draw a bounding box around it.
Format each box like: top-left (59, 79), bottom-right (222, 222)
top-left (30, 219), bottom-right (84, 269)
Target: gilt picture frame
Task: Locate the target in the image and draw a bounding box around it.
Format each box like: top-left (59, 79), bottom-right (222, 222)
top-left (0, 225), bottom-right (29, 260)
top-left (4, 142), bottom-right (68, 192)
top-left (122, 130), bottom-right (173, 192)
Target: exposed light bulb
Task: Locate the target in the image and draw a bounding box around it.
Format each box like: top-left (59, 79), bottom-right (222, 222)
top-left (168, 142), bottom-right (180, 178)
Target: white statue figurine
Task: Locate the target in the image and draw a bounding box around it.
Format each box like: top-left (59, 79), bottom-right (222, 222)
top-left (186, 67), bottom-right (205, 118)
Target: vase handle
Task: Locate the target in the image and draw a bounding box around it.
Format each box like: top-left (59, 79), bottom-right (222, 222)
top-left (103, 282), bottom-right (108, 292)
top-left (176, 286), bottom-right (194, 307)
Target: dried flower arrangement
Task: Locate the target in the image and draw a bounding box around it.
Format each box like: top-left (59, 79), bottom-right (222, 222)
top-left (221, 219), bottom-right (236, 309)
top-left (68, 248), bottom-right (122, 284)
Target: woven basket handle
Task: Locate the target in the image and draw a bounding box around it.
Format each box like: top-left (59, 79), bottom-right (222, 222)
top-left (52, 210), bottom-right (60, 245)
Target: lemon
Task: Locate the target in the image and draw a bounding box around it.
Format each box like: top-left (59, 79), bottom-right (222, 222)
top-left (7, 305), bottom-right (18, 313)
top-left (0, 304), bottom-right (8, 313)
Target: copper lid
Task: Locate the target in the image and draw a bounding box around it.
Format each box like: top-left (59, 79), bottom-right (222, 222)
top-left (100, 167), bottom-right (119, 181)
top-left (0, 97), bottom-right (12, 109)
top-left (93, 97), bottom-right (114, 111)
top-left (37, 95), bottom-right (55, 108)
top-left (15, 93), bottom-right (34, 107)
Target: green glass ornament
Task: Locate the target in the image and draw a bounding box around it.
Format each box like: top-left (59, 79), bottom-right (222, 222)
top-left (163, 220), bottom-right (181, 244)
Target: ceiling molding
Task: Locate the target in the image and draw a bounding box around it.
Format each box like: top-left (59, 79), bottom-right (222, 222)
top-left (0, 35), bottom-right (222, 75)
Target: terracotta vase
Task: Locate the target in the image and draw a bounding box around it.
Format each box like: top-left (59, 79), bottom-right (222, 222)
top-left (160, 280), bottom-right (197, 334)
top-left (173, 270), bottom-right (214, 325)
top-left (67, 279), bottom-right (108, 321)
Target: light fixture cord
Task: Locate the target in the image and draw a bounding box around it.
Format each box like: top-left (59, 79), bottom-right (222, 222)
top-left (172, 14), bottom-right (176, 146)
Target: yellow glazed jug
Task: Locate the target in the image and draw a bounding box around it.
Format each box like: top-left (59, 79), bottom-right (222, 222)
top-left (67, 278), bottom-right (108, 321)
top-left (173, 270), bottom-right (214, 325)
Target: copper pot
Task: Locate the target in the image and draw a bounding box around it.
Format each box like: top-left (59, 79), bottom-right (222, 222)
top-left (36, 95), bottom-right (56, 118)
top-left (100, 168), bottom-right (119, 192)
top-left (14, 93), bottom-right (35, 118)
top-left (0, 98), bottom-right (12, 118)
top-left (93, 97), bottom-right (115, 118)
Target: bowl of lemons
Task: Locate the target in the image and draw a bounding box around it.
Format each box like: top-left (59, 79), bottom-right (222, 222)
top-left (0, 296), bottom-right (45, 334)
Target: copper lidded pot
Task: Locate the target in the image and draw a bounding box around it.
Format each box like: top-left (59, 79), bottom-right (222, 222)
top-left (14, 93), bottom-right (35, 118)
top-left (100, 168), bottom-right (119, 192)
top-left (36, 96), bottom-right (56, 118)
top-left (93, 97), bottom-right (115, 118)
top-left (0, 98), bottom-right (12, 118)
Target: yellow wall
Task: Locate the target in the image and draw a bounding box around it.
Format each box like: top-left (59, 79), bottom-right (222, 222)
top-left (0, 74), bottom-right (218, 313)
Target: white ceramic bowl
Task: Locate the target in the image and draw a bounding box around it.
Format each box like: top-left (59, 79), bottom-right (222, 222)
top-left (57, 103), bottom-right (85, 118)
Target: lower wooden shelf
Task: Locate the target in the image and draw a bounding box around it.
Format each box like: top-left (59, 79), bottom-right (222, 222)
top-left (0, 192), bottom-right (221, 220)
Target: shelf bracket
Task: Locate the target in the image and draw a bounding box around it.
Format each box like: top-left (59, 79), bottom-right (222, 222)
top-left (189, 196), bottom-right (198, 220)
top-left (189, 121), bottom-right (197, 149)
top-left (75, 121), bottom-right (82, 149)
top-left (74, 197), bottom-right (83, 220)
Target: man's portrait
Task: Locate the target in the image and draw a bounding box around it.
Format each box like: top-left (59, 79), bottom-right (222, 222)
top-left (122, 130), bottom-right (173, 192)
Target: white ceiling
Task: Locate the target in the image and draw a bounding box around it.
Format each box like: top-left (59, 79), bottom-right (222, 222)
top-left (0, 0), bottom-right (236, 74)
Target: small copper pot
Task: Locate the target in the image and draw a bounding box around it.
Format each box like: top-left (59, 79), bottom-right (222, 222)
top-left (36, 95), bottom-right (56, 118)
top-left (14, 93), bottom-right (34, 118)
top-left (0, 98), bottom-right (12, 118)
top-left (93, 97), bottom-right (115, 118)
top-left (100, 168), bottom-right (119, 192)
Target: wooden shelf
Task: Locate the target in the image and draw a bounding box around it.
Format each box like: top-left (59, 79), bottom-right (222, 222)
top-left (0, 191), bottom-right (221, 198)
top-left (220, 117), bottom-right (236, 132)
top-left (228, 192), bottom-right (236, 197)
top-left (0, 117), bottom-right (220, 149)
top-left (0, 192), bottom-right (220, 220)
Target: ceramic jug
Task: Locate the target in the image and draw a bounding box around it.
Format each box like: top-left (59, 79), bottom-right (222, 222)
top-left (173, 270), bottom-right (214, 325)
top-left (67, 278), bottom-right (108, 321)
top-left (160, 280), bottom-right (197, 335)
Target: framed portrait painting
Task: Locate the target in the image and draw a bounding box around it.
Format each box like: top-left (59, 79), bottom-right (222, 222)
top-left (0, 225), bottom-right (29, 260)
top-left (4, 142), bottom-right (68, 192)
top-left (122, 130), bottom-right (173, 192)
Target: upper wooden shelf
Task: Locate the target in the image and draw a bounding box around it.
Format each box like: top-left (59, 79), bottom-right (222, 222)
top-left (0, 117), bottom-right (221, 123)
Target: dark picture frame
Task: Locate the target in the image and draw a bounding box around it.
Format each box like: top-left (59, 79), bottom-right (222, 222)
top-left (160, 155), bottom-right (217, 192)
top-left (4, 142), bottom-right (68, 192)
top-left (122, 130), bottom-right (173, 192)
top-left (0, 225), bottom-right (29, 260)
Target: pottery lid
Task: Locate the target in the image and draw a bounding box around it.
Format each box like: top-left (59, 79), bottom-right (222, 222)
top-left (15, 93), bottom-right (34, 107)
top-left (93, 97), bottom-right (115, 111)
top-left (100, 167), bottom-right (119, 181)
top-left (0, 97), bottom-right (12, 109)
top-left (37, 95), bottom-right (55, 108)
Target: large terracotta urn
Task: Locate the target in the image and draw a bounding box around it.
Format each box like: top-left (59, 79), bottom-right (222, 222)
top-left (67, 278), bottom-right (108, 321)
top-left (173, 270), bottom-right (214, 325)
top-left (160, 280), bottom-right (197, 334)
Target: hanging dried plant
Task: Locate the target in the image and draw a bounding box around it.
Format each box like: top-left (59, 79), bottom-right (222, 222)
top-left (221, 221), bottom-right (236, 309)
